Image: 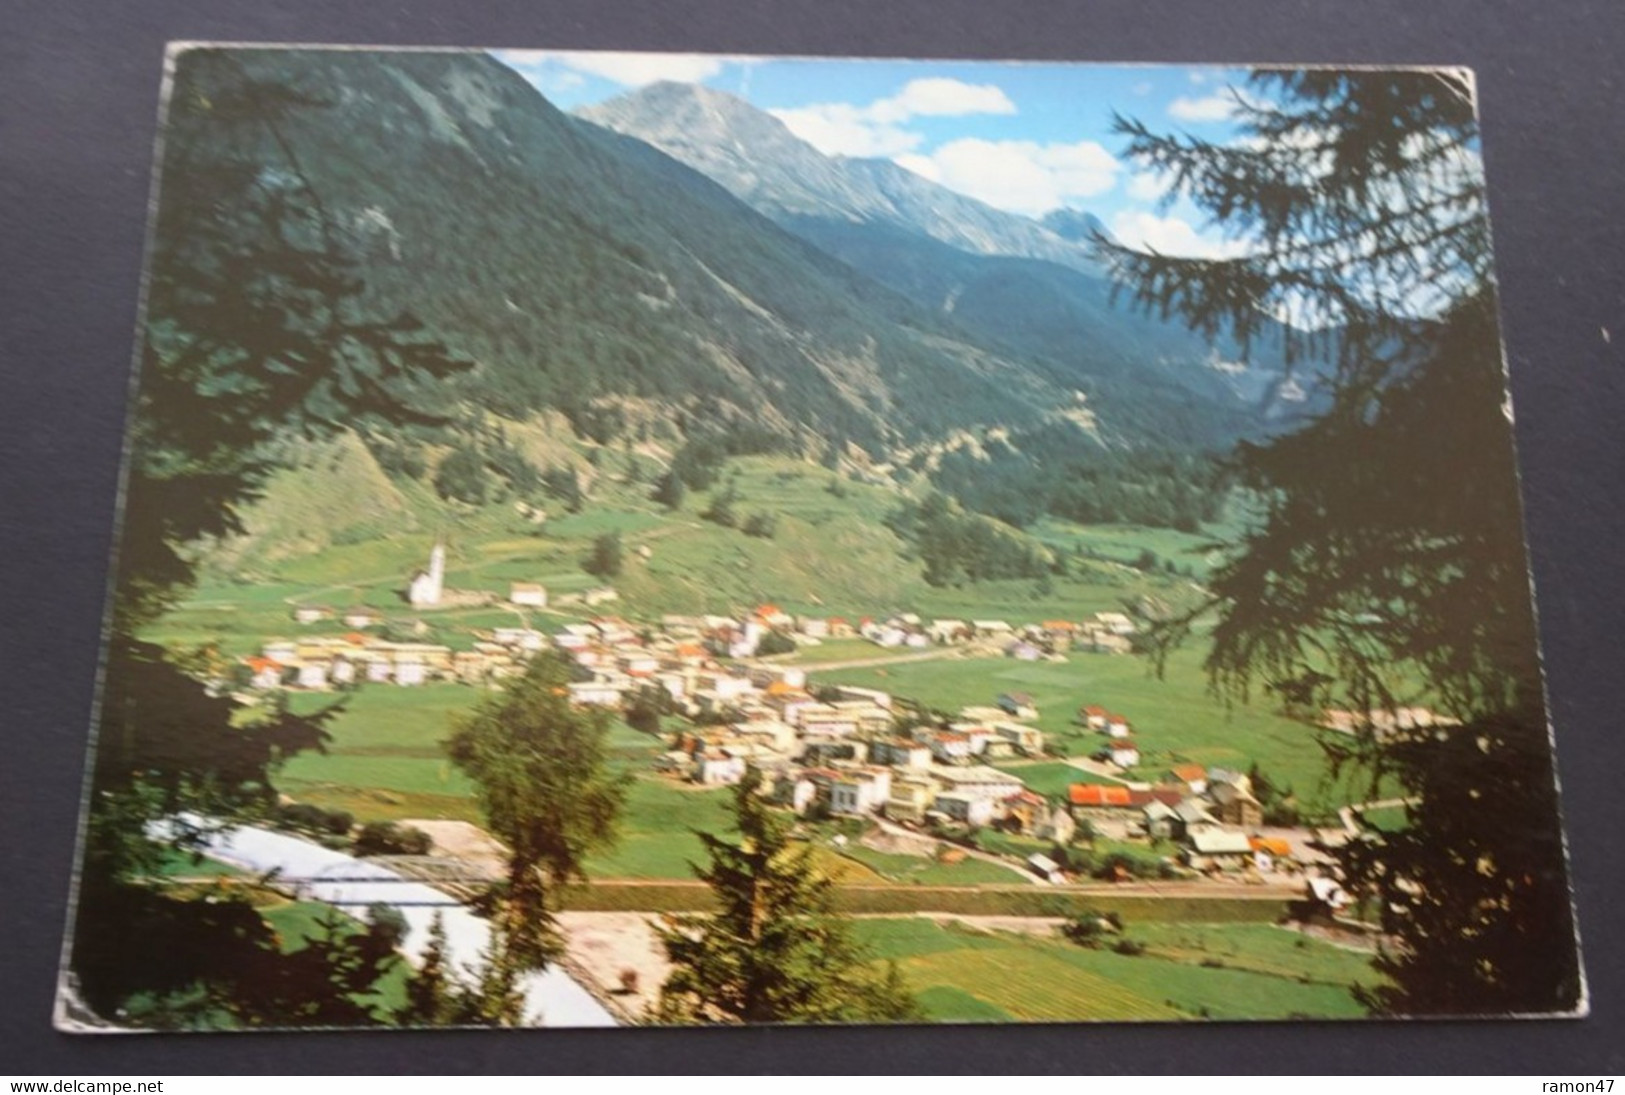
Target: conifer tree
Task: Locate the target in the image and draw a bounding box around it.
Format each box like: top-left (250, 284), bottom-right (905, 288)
top-left (446, 652), bottom-right (630, 970)
top-left (1099, 69), bottom-right (1579, 1014)
top-left (655, 773), bottom-right (920, 1024)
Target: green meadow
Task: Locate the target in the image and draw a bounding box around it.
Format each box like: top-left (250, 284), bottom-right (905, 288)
top-left (852, 918), bottom-right (1378, 1022)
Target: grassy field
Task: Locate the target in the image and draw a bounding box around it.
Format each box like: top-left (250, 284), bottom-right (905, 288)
top-left (274, 684), bottom-right (485, 823)
top-left (852, 917), bottom-right (1377, 1021)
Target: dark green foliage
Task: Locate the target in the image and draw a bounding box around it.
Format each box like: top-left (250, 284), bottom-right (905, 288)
top-left (755, 630), bottom-right (797, 657)
top-left (275, 802), bottom-right (354, 838)
top-left (928, 428), bottom-right (1228, 532)
top-left (656, 773), bottom-right (921, 1024)
top-left (433, 445), bottom-right (490, 504)
top-left (445, 652), bottom-right (630, 970)
top-left (541, 466), bottom-right (583, 513)
top-left (70, 49), bottom-right (469, 1027)
top-left (888, 492), bottom-right (1050, 587)
top-left (584, 531), bottom-right (623, 578)
top-left (353, 821), bottom-right (432, 857)
top-left (702, 484), bottom-right (739, 529)
top-left (1103, 69), bottom-right (1579, 1015)
top-left (741, 511), bottom-right (777, 539)
top-left (652, 469), bottom-right (686, 509)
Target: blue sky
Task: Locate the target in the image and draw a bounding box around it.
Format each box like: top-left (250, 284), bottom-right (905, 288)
top-left (491, 50), bottom-right (1254, 257)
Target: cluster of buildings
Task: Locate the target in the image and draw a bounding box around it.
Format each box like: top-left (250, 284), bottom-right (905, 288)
top-left (254, 582), bottom-right (1316, 882)
top-left (797, 609), bottom-right (1138, 657)
top-left (1065, 764), bottom-right (1296, 874)
top-left (243, 624), bottom-right (552, 692)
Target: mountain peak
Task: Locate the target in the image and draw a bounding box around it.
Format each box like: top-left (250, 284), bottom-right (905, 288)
top-left (576, 85), bottom-right (1104, 272)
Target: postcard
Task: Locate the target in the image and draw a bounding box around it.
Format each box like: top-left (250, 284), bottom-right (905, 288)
top-left (56, 44), bottom-right (1584, 1030)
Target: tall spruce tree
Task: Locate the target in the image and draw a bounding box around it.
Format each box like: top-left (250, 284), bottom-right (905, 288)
top-left (1098, 70), bottom-right (1580, 1014)
top-left (655, 773), bottom-right (920, 1024)
top-left (445, 652), bottom-right (630, 969)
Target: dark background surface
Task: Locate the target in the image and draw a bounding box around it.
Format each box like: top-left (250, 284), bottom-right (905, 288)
top-left (2, 0), bottom-right (1621, 1074)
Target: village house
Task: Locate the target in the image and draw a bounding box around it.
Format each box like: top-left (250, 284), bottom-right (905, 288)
top-left (992, 721), bottom-right (1045, 756)
top-left (1068, 783), bottom-right (1136, 819)
top-left (508, 582), bottom-right (548, 608)
top-left (1080, 628), bottom-right (1134, 655)
top-left (245, 656), bottom-right (284, 690)
top-left (1107, 738), bottom-right (1141, 769)
top-left (1002, 790), bottom-right (1048, 835)
top-left (1163, 763), bottom-right (1208, 795)
top-left (927, 619), bottom-right (970, 644)
top-left (828, 768), bottom-right (892, 815)
top-left (933, 793), bottom-right (996, 827)
top-left (1207, 769), bottom-right (1264, 827)
top-left (1027, 853), bottom-right (1064, 883)
top-left (1007, 640), bottom-right (1042, 662)
top-left (826, 617), bottom-right (855, 639)
top-left (292, 604), bottom-right (330, 625)
top-left (1080, 704), bottom-right (1108, 730)
top-left (583, 587), bottom-right (620, 607)
top-left (885, 776), bottom-right (937, 824)
top-left (929, 730), bottom-right (976, 765)
top-left (695, 749), bottom-right (747, 786)
top-left (343, 606), bottom-right (381, 629)
top-left (754, 603), bottom-right (793, 629)
top-left (931, 765), bottom-right (1025, 804)
top-left (1034, 803), bottom-right (1076, 844)
top-left (797, 617), bottom-right (830, 640)
top-left (1172, 799), bottom-right (1221, 840)
top-left (1142, 799), bottom-right (1180, 841)
top-left (568, 678), bottom-right (627, 707)
top-left (832, 685), bottom-right (891, 709)
top-left (997, 692), bottom-right (1038, 719)
top-left (870, 738), bottom-right (932, 770)
top-left (1249, 836), bottom-right (1294, 873)
top-left (1093, 611), bottom-right (1137, 636)
top-left (972, 620), bottom-right (1013, 639)
top-left (1104, 713), bottom-right (1131, 738)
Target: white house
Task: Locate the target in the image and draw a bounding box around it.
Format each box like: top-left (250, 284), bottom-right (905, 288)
top-left (293, 605), bottom-right (328, 625)
top-left (696, 750), bottom-right (747, 786)
top-left (394, 659), bottom-right (427, 687)
top-left (343, 607), bottom-right (380, 629)
top-left (296, 662), bottom-right (329, 690)
top-left (568, 679), bottom-right (626, 706)
top-left (1094, 611), bottom-right (1137, 636)
top-left (1108, 739), bottom-right (1141, 769)
top-left (933, 793), bottom-right (995, 827)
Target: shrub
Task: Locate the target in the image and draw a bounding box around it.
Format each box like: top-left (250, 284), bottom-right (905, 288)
top-left (354, 821), bottom-right (433, 857)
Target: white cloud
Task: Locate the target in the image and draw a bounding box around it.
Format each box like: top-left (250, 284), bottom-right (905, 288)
top-left (1132, 80), bottom-right (1154, 97)
top-left (1168, 93), bottom-right (1236, 123)
top-left (869, 78), bottom-right (1016, 122)
top-left (1126, 171), bottom-right (1167, 202)
top-left (914, 138), bottom-right (1119, 216)
top-left (772, 105), bottom-right (923, 158)
top-left (1109, 210), bottom-right (1244, 259)
top-left (769, 77), bottom-right (1015, 159)
top-left (892, 153), bottom-right (942, 182)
